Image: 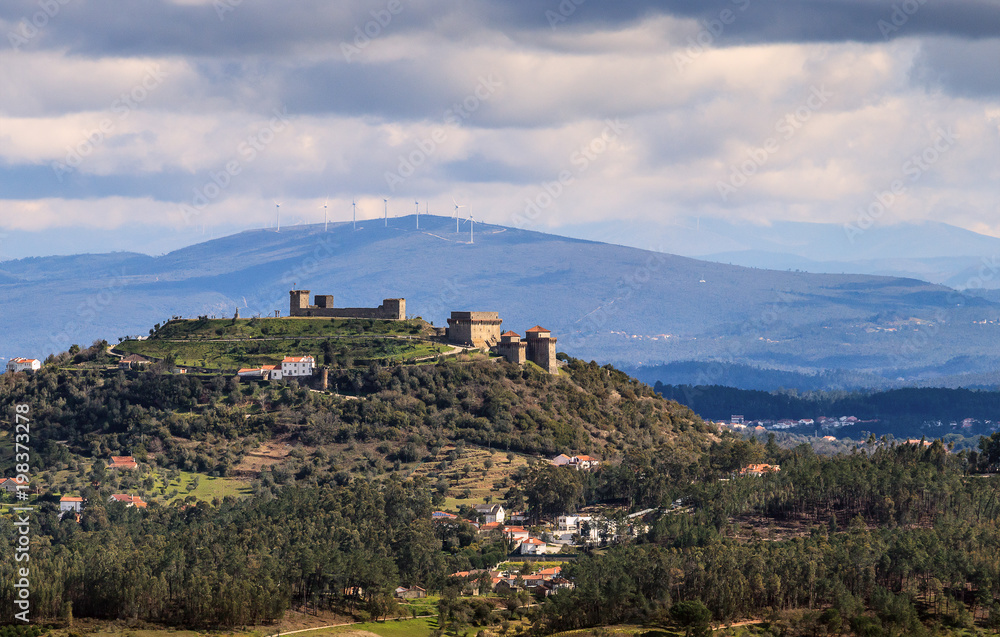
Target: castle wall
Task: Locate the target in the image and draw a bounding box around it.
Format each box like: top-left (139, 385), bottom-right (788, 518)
top-left (497, 341), bottom-right (526, 364)
top-left (447, 311), bottom-right (502, 347)
top-left (526, 336), bottom-right (558, 374)
top-left (289, 291), bottom-right (405, 320)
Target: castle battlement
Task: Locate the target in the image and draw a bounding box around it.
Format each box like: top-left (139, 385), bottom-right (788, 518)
top-left (289, 290), bottom-right (405, 320)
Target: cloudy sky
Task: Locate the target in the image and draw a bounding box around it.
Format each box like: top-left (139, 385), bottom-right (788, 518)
top-left (1, 0), bottom-right (998, 259)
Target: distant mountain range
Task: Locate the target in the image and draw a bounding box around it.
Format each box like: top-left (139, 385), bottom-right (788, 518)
top-left (558, 217), bottom-right (1000, 290)
top-left (3, 214), bottom-right (1000, 389)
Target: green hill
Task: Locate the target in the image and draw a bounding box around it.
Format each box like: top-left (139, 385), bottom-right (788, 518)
top-left (115, 316), bottom-right (451, 370)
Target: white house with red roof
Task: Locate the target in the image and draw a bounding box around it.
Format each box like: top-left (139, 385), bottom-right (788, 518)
top-left (519, 537), bottom-right (548, 555)
top-left (6, 358), bottom-right (40, 373)
top-left (281, 355), bottom-right (315, 377)
top-left (59, 495), bottom-right (84, 516)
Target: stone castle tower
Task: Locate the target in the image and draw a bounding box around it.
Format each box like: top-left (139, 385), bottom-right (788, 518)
top-left (525, 326), bottom-right (558, 374)
top-left (446, 311), bottom-right (502, 347)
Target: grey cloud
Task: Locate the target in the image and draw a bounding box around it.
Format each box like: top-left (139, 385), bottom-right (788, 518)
top-left (5, 1), bottom-right (1000, 58)
top-left (911, 37), bottom-right (1000, 97)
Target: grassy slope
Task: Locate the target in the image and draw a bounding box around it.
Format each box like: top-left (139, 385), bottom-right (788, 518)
top-left (117, 317), bottom-right (450, 370)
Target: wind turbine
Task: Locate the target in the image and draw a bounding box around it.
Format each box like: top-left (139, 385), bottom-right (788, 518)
top-left (352, 199), bottom-right (357, 230)
top-left (383, 198), bottom-right (388, 227)
top-left (415, 200), bottom-right (419, 229)
top-left (273, 200), bottom-right (282, 232)
top-left (463, 212), bottom-right (475, 244)
top-left (452, 198), bottom-right (466, 233)
top-left (321, 198), bottom-right (329, 232)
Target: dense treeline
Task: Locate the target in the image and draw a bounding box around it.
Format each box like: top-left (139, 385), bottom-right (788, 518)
top-left (0, 357), bottom-right (711, 484)
top-left (538, 442), bottom-right (1000, 635)
top-left (0, 479), bottom-right (503, 626)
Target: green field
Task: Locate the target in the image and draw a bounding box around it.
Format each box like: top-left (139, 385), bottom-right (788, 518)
top-left (150, 468), bottom-right (253, 504)
top-left (116, 318), bottom-right (450, 371)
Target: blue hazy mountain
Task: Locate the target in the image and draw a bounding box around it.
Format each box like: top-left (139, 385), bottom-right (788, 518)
top-left (2, 214), bottom-right (999, 387)
top-left (557, 217), bottom-right (1000, 288)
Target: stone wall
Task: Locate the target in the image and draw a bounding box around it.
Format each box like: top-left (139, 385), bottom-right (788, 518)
top-left (526, 333), bottom-right (558, 374)
top-left (447, 311), bottom-right (502, 347)
top-left (289, 290), bottom-right (405, 320)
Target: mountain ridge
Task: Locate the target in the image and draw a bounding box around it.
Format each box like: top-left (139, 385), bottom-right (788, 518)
top-left (2, 214), bottom-right (999, 387)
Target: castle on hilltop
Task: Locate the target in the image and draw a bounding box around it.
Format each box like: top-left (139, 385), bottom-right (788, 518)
top-left (446, 311), bottom-right (558, 374)
top-left (285, 290), bottom-right (558, 374)
top-left (289, 290), bottom-right (405, 320)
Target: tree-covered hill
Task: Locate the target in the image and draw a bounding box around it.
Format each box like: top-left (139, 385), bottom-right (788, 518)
top-left (0, 345), bottom-right (713, 498)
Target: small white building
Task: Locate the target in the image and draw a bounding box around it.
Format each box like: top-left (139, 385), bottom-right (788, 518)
top-left (59, 496), bottom-right (84, 517)
top-left (474, 503), bottom-right (505, 524)
top-left (519, 537), bottom-right (548, 555)
top-left (556, 515), bottom-right (593, 532)
top-left (281, 355), bottom-right (315, 377)
top-left (6, 358), bottom-right (40, 373)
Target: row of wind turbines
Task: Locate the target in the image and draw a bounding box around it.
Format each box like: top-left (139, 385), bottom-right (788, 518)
top-left (270, 197), bottom-right (478, 243)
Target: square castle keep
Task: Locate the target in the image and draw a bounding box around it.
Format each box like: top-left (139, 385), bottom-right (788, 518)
top-left (447, 311), bottom-right (558, 374)
top-left (289, 290), bottom-right (405, 320)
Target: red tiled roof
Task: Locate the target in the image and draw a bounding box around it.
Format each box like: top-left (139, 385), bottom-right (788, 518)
top-left (501, 331), bottom-right (520, 337)
top-left (525, 326), bottom-right (549, 333)
top-left (261, 365), bottom-right (277, 370)
top-left (109, 456), bottom-right (138, 468)
top-left (282, 356), bottom-right (314, 363)
top-left (11, 357), bottom-right (39, 364)
top-left (60, 496), bottom-right (84, 502)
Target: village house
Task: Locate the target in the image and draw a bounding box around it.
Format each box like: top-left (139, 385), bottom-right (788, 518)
top-left (556, 514), bottom-right (593, 532)
top-left (59, 496), bottom-right (84, 517)
top-left (118, 354), bottom-right (152, 370)
top-left (550, 454), bottom-right (600, 471)
top-left (281, 355), bottom-right (315, 377)
top-left (518, 537), bottom-right (548, 555)
top-left (108, 455), bottom-right (138, 470)
top-left (0, 477), bottom-right (27, 494)
top-left (6, 358), bottom-right (41, 373)
top-left (394, 585), bottom-right (427, 599)
top-left (550, 454), bottom-right (573, 466)
top-left (109, 494), bottom-right (147, 508)
top-left (474, 503), bottom-right (505, 524)
top-left (431, 510), bottom-right (458, 521)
